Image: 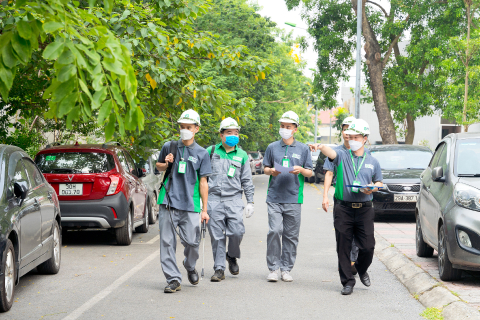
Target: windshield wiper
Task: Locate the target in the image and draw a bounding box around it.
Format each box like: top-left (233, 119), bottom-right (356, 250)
top-left (49, 168), bottom-right (76, 173)
top-left (458, 174), bottom-right (480, 177)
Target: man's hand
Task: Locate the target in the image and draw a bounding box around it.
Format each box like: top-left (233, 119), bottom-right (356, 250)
top-left (201, 210), bottom-right (210, 224)
top-left (289, 166), bottom-right (302, 175)
top-left (308, 143), bottom-right (321, 152)
top-left (165, 153), bottom-right (174, 163)
top-left (270, 168), bottom-right (281, 177)
top-left (245, 203), bottom-right (254, 218)
top-left (361, 184), bottom-right (377, 195)
top-left (322, 196), bottom-right (329, 212)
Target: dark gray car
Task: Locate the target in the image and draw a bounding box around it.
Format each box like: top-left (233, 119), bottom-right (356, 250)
top-left (138, 151), bottom-right (164, 224)
top-left (416, 133), bottom-right (480, 281)
top-left (0, 145), bottom-right (61, 312)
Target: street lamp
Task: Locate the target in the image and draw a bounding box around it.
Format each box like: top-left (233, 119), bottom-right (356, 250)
top-left (284, 22), bottom-right (308, 31)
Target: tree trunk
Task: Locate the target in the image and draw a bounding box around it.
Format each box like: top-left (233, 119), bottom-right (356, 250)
top-left (357, 1), bottom-right (398, 144)
top-left (405, 113), bottom-right (415, 144)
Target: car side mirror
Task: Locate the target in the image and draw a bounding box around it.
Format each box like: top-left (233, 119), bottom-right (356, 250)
top-left (154, 168), bottom-right (160, 175)
top-left (432, 166), bottom-right (445, 182)
top-left (136, 168), bottom-right (146, 178)
top-left (13, 180), bottom-right (28, 206)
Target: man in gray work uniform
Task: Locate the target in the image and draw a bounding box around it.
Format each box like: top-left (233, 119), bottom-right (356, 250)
top-left (263, 111), bottom-right (313, 282)
top-left (206, 117), bottom-right (255, 282)
top-left (156, 109), bottom-right (212, 293)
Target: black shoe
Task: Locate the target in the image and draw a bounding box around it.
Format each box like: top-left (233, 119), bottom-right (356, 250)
top-left (226, 253), bottom-right (239, 275)
top-left (183, 261), bottom-right (199, 285)
top-left (359, 272), bottom-right (371, 287)
top-left (341, 285), bottom-right (354, 295)
top-left (164, 280), bottom-right (181, 293)
top-left (211, 269), bottom-right (225, 282)
top-left (351, 263), bottom-right (358, 276)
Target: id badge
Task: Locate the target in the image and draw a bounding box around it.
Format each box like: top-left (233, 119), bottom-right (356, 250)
top-left (178, 161), bottom-right (187, 174)
top-left (282, 159), bottom-right (290, 168)
top-left (227, 165), bottom-right (236, 177)
top-left (352, 180), bottom-right (360, 193)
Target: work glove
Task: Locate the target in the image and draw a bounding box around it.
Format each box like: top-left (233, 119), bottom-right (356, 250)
top-left (245, 203), bottom-right (254, 218)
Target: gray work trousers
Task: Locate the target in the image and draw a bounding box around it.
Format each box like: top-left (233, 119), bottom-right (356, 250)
top-left (159, 205), bottom-right (200, 283)
top-left (207, 199), bottom-right (245, 271)
top-left (266, 202), bottom-right (302, 272)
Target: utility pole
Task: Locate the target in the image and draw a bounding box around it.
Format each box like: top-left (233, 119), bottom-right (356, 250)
top-left (354, 0), bottom-right (362, 119)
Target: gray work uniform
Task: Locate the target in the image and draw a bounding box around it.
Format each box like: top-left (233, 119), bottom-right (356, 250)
top-left (157, 139), bottom-right (212, 284)
top-left (263, 139), bottom-right (312, 272)
top-left (206, 143), bottom-right (254, 271)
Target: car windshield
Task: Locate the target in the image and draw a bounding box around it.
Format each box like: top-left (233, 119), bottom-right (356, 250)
top-left (312, 150), bottom-right (320, 157)
top-left (456, 139), bottom-right (480, 175)
top-left (370, 149), bottom-right (432, 170)
top-left (36, 152), bottom-right (116, 174)
top-left (138, 158), bottom-right (150, 173)
top-left (250, 153), bottom-right (260, 159)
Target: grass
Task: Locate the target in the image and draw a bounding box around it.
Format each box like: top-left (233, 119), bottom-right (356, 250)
top-left (413, 293), bottom-right (420, 300)
top-left (420, 307), bottom-right (443, 320)
top-left (390, 243), bottom-right (394, 247)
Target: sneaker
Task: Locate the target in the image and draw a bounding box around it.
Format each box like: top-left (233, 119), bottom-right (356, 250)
top-left (267, 269), bottom-right (279, 282)
top-left (226, 252), bottom-right (239, 275)
top-left (281, 271), bottom-right (293, 282)
top-left (211, 269), bottom-right (225, 282)
top-left (164, 280), bottom-right (181, 293)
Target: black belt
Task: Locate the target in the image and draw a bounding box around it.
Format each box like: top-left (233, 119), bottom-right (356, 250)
top-left (337, 200), bottom-right (373, 208)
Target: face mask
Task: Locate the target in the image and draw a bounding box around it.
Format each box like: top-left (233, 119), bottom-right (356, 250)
top-left (279, 128), bottom-right (293, 140)
top-left (180, 129), bottom-right (194, 141)
top-left (349, 139), bottom-right (364, 152)
top-left (224, 135), bottom-right (239, 147)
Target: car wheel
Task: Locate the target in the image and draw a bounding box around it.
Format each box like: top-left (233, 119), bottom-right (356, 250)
top-left (37, 220), bottom-right (61, 274)
top-left (0, 240), bottom-right (15, 312)
top-left (116, 208), bottom-right (133, 246)
top-left (416, 215), bottom-right (434, 257)
top-left (315, 174), bottom-right (320, 184)
top-left (148, 195), bottom-right (158, 224)
top-left (438, 224), bottom-right (462, 281)
top-left (309, 176), bottom-right (315, 183)
top-left (136, 201), bottom-right (149, 233)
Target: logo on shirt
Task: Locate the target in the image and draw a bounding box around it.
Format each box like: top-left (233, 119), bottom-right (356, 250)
top-left (365, 164), bottom-right (374, 170)
top-left (292, 153), bottom-right (301, 160)
top-left (233, 156), bottom-right (243, 162)
top-left (188, 156), bottom-right (198, 164)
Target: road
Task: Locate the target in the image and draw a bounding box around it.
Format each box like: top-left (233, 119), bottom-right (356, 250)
top-left (5, 174), bottom-right (424, 319)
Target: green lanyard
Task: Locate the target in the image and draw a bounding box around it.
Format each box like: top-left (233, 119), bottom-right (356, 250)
top-left (181, 146), bottom-right (186, 161)
top-left (349, 150), bottom-right (367, 179)
top-left (284, 145), bottom-right (288, 158)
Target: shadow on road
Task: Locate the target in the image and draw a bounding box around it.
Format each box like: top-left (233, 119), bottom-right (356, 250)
top-left (375, 213), bottom-right (415, 223)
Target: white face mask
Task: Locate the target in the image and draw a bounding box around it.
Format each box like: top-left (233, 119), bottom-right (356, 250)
top-left (279, 128), bottom-right (293, 140)
top-left (349, 139), bottom-right (364, 152)
top-left (180, 129), bottom-right (194, 141)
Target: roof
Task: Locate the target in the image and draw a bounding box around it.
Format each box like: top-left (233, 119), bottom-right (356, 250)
top-left (36, 144), bottom-right (121, 155)
top-left (368, 144), bottom-right (432, 152)
top-left (447, 132), bottom-right (480, 140)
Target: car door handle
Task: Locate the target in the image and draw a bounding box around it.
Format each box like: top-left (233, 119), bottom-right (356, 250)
top-left (47, 192), bottom-right (53, 201)
top-left (34, 198), bottom-right (41, 208)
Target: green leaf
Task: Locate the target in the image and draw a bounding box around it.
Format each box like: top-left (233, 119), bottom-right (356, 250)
top-left (43, 21), bottom-right (64, 34)
top-left (98, 99), bottom-right (112, 124)
top-left (15, 0), bottom-right (28, 8)
top-left (92, 86), bottom-right (107, 109)
top-left (110, 82), bottom-right (125, 107)
top-left (0, 64), bottom-right (13, 91)
top-left (116, 113), bottom-right (125, 135)
top-left (102, 60), bottom-right (126, 75)
top-left (43, 41), bottom-right (65, 60)
top-left (105, 113), bottom-right (116, 140)
top-left (66, 104), bottom-right (81, 129)
top-left (11, 32), bottom-right (31, 64)
top-left (79, 79), bottom-right (92, 100)
top-left (104, 0), bottom-right (114, 13)
top-left (57, 50), bottom-right (75, 65)
top-left (57, 92), bottom-right (78, 117)
top-left (17, 20), bottom-right (32, 39)
top-left (53, 77), bottom-right (76, 102)
top-left (92, 73), bottom-right (104, 91)
top-left (57, 64), bottom-right (77, 82)
top-left (2, 42), bottom-right (17, 69)
top-left (0, 80), bottom-right (9, 101)
top-left (81, 93), bottom-right (92, 117)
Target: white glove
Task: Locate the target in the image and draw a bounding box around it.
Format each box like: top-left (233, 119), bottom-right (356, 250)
top-left (245, 203), bottom-right (254, 218)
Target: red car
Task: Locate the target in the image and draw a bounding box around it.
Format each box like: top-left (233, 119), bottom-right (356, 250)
top-left (35, 142), bottom-right (149, 245)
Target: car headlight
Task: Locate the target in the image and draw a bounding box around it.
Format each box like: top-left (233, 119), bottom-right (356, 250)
top-left (454, 183), bottom-right (480, 211)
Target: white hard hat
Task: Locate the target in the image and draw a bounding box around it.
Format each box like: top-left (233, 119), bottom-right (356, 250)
top-left (219, 117), bottom-right (240, 132)
top-left (278, 111), bottom-right (300, 126)
top-left (177, 109), bottom-right (201, 126)
top-left (345, 118), bottom-right (370, 136)
top-left (342, 116), bottom-right (356, 126)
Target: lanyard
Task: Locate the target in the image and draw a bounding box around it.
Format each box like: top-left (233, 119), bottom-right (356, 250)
top-left (349, 150), bottom-right (367, 179)
top-left (181, 146), bottom-right (186, 161)
top-left (284, 145), bottom-right (288, 158)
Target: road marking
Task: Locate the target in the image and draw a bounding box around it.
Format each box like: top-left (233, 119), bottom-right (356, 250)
top-left (63, 250), bottom-right (159, 320)
top-left (146, 235), bottom-right (160, 244)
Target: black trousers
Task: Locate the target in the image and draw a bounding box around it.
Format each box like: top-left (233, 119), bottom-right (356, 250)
top-left (334, 202), bottom-right (375, 287)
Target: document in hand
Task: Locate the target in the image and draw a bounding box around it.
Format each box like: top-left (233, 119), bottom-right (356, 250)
top-left (274, 162), bottom-right (295, 174)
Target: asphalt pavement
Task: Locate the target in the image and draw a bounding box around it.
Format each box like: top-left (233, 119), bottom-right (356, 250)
top-left (4, 174), bottom-right (425, 319)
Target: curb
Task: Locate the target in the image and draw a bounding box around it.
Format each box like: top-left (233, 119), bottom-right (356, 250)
top-left (374, 234), bottom-right (480, 320)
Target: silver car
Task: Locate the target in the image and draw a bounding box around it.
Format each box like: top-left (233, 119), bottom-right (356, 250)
top-left (416, 132), bottom-right (480, 280)
top-left (138, 151), bottom-right (164, 224)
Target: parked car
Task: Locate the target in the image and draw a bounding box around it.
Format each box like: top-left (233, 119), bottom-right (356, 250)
top-left (247, 154), bottom-right (256, 175)
top-left (137, 151), bottom-right (164, 224)
top-left (416, 133), bottom-right (480, 280)
top-left (370, 145), bottom-right (433, 218)
top-left (248, 152), bottom-right (264, 174)
top-left (0, 145), bottom-right (61, 312)
top-left (35, 142), bottom-right (148, 246)
top-left (312, 144), bottom-right (338, 183)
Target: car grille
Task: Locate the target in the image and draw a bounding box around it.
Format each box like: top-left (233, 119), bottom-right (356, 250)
top-left (387, 184), bottom-right (420, 192)
top-left (380, 203), bottom-right (417, 210)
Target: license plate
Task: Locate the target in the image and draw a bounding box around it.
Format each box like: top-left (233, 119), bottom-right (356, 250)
top-left (394, 194), bottom-right (418, 202)
top-left (59, 183), bottom-right (83, 196)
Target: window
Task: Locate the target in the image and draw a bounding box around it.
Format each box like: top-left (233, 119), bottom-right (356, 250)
top-left (36, 152), bottom-right (115, 174)
top-left (23, 159), bottom-right (44, 187)
top-left (436, 144), bottom-right (448, 175)
top-left (429, 144), bottom-right (445, 169)
top-left (13, 161), bottom-right (28, 182)
top-left (116, 151), bottom-right (130, 172)
top-left (138, 157), bottom-right (150, 173)
top-left (124, 151), bottom-right (137, 174)
top-left (455, 138), bottom-right (480, 175)
top-left (370, 149), bottom-right (433, 170)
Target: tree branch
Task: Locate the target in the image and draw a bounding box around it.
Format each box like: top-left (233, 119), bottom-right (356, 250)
top-left (382, 32), bottom-right (402, 69)
top-left (366, 1), bottom-right (389, 17)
